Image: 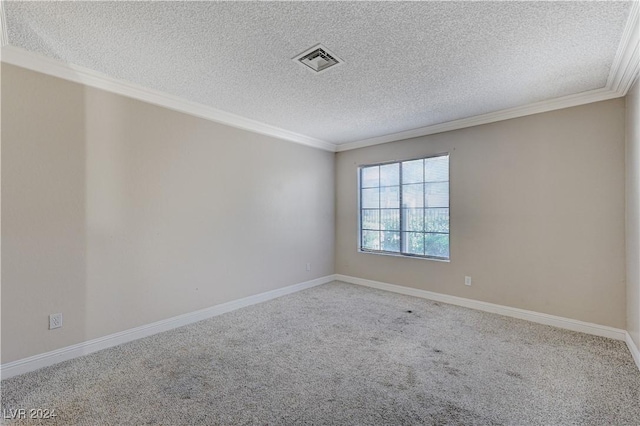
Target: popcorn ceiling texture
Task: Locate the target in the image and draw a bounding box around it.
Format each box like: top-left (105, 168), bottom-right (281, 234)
top-left (1, 282), bottom-right (639, 425)
top-left (4, 1), bottom-right (632, 144)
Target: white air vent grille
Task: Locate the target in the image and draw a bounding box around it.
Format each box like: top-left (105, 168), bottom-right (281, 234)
top-left (293, 44), bottom-right (343, 73)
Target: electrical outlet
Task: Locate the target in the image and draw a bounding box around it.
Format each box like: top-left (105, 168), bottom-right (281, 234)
top-left (49, 313), bottom-right (63, 330)
top-left (465, 276), bottom-right (472, 286)
top-left (306, 263), bottom-right (311, 271)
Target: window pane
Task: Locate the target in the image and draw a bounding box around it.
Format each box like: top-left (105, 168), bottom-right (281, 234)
top-left (402, 159), bottom-right (423, 184)
top-left (362, 231), bottom-right (380, 250)
top-left (381, 231), bottom-right (400, 252)
top-left (380, 209), bottom-right (400, 231)
top-left (425, 208), bottom-right (449, 232)
top-left (362, 209), bottom-right (380, 230)
top-left (403, 208), bottom-right (424, 232)
top-left (380, 163), bottom-right (399, 186)
top-left (425, 155), bottom-right (449, 182)
top-left (403, 232), bottom-right (424, 255)
top-left (425, 233), bottom-right (449, 258)
top-left (360, 155), bottom-right (449, 260)
top-left (425, 182), bottom-right (448, 208)
top-left (361, 188), bottom-right (379, 209)
top-left (361, 166), bottom-right (379, 188)
top-left (402, 184), bottom-right (424, 208)
top-left (380, 186), bottom-right (399, 208)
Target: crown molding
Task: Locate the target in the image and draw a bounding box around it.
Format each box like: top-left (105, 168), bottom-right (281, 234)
top-left (334, 87), bottom-right (619, 152)
top-left (336, 1), bottom-right (639, 152)
top-left (0, 1), bottom-right (9, 48)
top-left (1, 2), bottom-right (637, 153)
top-left (0, 45), bottom-right (337, 152)
top-left (607, 0), bottom-right (639, 96)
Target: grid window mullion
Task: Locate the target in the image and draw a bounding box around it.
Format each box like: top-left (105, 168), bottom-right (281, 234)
top-left (420, 160), bottom-right (427, 252)
top-left (378, 180), bottom-right (381, 251)
top-left (360, 168), bottom-right (363, 249)
top-left (360, 154), bottom-right (449, 259)
top-left (399, 162), bottom-right (404, 253)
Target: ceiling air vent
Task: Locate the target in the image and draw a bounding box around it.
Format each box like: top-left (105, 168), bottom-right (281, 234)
top-left (293, 44), bottom-right (343, 73)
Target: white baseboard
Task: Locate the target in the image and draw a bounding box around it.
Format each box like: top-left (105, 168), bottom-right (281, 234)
top-left (0, 275), bottom-right (335, 380)
top-left (625, 332), bottom-right (640, 371)
top-left (4, 274), bottom-right (638, 379)
top-left (338, 275), bottom-right (640, 373)
top-left (335, 274), bottom-right (628, 342)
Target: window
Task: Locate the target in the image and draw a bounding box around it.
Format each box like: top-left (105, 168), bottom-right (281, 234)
top-left (359, 154), bottom-right (449, 260)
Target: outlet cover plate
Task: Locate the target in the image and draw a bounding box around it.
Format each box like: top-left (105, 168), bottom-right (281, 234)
top-left (49, 313), bottom-right (63, 329)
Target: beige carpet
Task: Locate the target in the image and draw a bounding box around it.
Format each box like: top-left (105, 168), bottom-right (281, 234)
top-left (2, 281), bottom-right (639, 425)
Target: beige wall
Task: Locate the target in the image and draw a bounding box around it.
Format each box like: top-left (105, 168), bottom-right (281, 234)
top-left (627, 80), bottom-right (640, 351)
top-left (1, 61), bottom-right (633, 364)
top-left (1, 64), bottom-right (335, 363)
top-left (336, 99), bottom-right (626, 328)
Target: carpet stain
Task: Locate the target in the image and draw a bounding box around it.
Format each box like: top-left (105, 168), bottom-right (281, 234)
top-left (445, 366), bottom-right (464, 377)
top-left (506, 370), bottom-right (524, 380)
top-left (1, 281), bottom-right (639, 425)
top-left (406, 366), bottom-right (418, 387)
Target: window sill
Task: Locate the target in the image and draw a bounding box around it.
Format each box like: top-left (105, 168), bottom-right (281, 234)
top-left (357, 249), bottom-right (450, 263)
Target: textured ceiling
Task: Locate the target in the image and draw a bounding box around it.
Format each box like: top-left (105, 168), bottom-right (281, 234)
top-left (4, 1), bottom-right (633, 145)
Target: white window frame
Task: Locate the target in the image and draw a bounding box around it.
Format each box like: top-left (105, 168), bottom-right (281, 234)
top-left (357, 153), bottom-right (450, 261)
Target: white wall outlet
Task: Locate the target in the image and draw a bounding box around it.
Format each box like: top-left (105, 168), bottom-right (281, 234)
top-left (465, 276), bottom-right (472, 286)
top-left (49, 313), bottom-right (63, 330)
top-left (306, 262), bottom-right (311, 271)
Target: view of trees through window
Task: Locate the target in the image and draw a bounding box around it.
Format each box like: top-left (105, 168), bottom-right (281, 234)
top-left (359, 154), bottom-right (449, 259)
